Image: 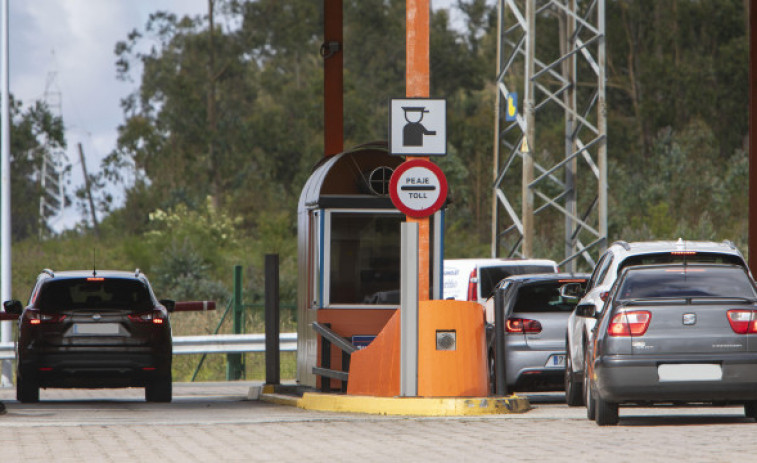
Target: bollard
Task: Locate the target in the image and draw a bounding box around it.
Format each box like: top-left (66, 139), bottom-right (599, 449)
top-left (494, 284), bottom-right (507, 396)
top-left (264, 254), bottom-right (280, 386)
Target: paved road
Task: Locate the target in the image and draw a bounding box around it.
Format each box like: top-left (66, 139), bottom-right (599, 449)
top-left (0, 384), bottom-right (754, 462)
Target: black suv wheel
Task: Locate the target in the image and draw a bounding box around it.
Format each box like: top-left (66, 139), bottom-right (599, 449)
top-left (145, 373), bottom-right (173, 403)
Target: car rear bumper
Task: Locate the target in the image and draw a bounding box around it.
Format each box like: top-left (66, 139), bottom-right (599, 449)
top-left (594, 353), bottom-right (757, 403)
top-left (506, 347), bottom-right (566, 391)
top-left (18, 348), bottom-right (171, 388)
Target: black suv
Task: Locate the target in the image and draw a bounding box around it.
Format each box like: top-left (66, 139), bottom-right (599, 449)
top-left (3, 269), bottom-right (174, 403)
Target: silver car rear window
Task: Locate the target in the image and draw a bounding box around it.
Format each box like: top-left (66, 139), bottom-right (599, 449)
top-left (617, 266), bottom-right (757, 300)
top-left (513, 282), bottom-right (581, 313)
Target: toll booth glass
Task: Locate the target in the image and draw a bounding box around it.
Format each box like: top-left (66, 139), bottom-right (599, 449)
top-left (327, 211), bottom-right (402, 305)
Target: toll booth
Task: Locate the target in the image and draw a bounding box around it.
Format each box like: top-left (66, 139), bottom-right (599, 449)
top-left (296, 142), bottom-right (444, 388)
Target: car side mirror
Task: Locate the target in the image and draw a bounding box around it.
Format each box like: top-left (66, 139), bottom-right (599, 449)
top-left (559, 282), bottom-right (584, 303)
top-left (3, 300), bottom-right (23, 315)
top-left (575, 303), bottom-right (597, 318)
top-left (159, 299), bottom-right (176, 313)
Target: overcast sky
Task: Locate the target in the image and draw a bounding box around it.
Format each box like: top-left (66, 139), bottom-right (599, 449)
top-left (9, 1), bottom-right (458, 232)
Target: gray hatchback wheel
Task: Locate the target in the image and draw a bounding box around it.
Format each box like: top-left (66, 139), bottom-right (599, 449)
top-left (595, 395), bottom-right (619, 426)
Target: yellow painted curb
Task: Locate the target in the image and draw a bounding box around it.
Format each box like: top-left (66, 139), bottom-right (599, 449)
top-left (259, 391), bottom-right (303, 408)
top-left (259, 390), bottom-right (531, 416)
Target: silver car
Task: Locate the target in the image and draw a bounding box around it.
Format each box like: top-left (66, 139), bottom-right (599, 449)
top-left (563, 240), bottom-right (750, 406)
top-left (584, 263), bottom-right (757, 425)
top-left (488, 273), bottom-right (589, 393)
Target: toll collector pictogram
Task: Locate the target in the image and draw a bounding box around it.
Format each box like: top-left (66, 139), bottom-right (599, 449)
top-left (389, 159), bottom-right (448, 218)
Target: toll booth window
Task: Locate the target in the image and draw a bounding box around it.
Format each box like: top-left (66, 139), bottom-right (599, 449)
top-left (329, 213), bottom-right (401, 305)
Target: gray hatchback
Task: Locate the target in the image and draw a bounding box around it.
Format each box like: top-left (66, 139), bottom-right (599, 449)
top-left (487, 273), bottom-right (589, 393)
top-left (585, 263), bottom-right (757, 425)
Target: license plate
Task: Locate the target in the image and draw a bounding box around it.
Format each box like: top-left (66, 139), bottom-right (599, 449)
top-left (658, 364), bottom-right (722, 382)
top-left (545, 354), bottom-right (566, 368)
top-left (72, 323), bottom-right (121, 335)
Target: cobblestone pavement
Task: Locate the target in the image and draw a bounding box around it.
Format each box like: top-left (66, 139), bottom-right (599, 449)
top-left (0, 384), bottom-right (754, 462)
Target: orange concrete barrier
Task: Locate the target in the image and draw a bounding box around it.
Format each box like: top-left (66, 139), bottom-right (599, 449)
top-left (347, 300), bottom-right (488, 397)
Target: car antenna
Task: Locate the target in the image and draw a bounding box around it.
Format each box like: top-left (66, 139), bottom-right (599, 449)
top-left (92, 249), bottom-right (97, 277)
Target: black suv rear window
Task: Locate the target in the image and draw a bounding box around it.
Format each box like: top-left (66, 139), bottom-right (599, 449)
top-left (617, 266), bottom-right (757, 300)
top-left (35, 278), bottom-right (154, 312)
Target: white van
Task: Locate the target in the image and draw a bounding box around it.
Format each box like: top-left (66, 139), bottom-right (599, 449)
top-left (443, 258), bottom-right (559, 304)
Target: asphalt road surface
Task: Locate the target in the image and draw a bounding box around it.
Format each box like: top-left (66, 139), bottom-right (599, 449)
top-left (0, 383), bottom-right (754, 462)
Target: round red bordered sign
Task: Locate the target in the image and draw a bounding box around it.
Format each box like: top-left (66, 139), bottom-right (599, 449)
top-left (389, 159), bottom-right (448, 218)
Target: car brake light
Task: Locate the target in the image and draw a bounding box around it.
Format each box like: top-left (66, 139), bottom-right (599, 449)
top-left (726, 310), bottom-right (757, 334)
top-left (23, 309), bottom-right (66, 325)
top-left (608, 310), bottom-right (651, 336)
top-left (128, 310), bottom-right (167, 325)
top-left (87, 277), bottom-right (105, 281)
top-left (600, 291), bottom-right (609, 302)
top-left (467, 268), bottom-right (478, 301)
top-left (505, 318), bottom-right (542, 334)
top-left (670, 251), bottom-right (697, 256)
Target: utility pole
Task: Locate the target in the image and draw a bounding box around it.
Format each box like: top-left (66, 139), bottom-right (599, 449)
top-left (0, 0), bottom-right (12, 387)
top-left (78, 143), bottom-right (99, 236)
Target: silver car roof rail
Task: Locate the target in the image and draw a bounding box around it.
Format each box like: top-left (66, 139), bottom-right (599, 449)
top-left (722, 240), bottom-right (737, 250)
top-left (135, 268), bottom-right (141, 277)
top-left (42, 268), bottom-right (55, 278)
top-left (612, 240), bottom-right (631, 251)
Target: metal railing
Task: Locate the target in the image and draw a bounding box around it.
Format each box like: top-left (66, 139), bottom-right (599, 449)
top-left (0, 333), bottom-right (298, 361)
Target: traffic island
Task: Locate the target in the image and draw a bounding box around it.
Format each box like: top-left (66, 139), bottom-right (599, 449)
top-left (257, 384), bottom-right (531, 416)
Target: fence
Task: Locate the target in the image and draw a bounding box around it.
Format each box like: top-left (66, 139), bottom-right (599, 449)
top-left (0, 333), bottom-right (298, 361)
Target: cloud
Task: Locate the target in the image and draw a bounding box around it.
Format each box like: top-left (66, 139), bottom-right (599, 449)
top-left (9, 1), bottom-right (206, 231)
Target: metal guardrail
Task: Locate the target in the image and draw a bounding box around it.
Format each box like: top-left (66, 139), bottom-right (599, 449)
top-left (0, 333), bottom-right (297, 360)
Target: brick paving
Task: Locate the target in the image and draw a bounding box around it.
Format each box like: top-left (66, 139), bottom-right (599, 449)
top-left (0, 384), bottom-right (754, 462)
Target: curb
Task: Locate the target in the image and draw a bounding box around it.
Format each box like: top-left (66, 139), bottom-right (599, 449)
top-left (256, 385), bottom-right (531, 416)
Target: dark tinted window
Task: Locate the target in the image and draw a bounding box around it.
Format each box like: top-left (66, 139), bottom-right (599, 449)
top-left (329, 213), bottom-right (402, 304)
top-left (617, 266), bottom-right (757, 300)
top-left (479, 265), bottom-right (556, 300)
top-left (619, 252), bottom-right (745, 273)
top-left (513, 281), bottom-right (585, 313)
top-left (35, 278), bottom-right (154, 312)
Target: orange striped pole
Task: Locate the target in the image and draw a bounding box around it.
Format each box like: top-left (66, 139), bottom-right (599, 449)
top-left (406, 0), bottom-right (431, 300)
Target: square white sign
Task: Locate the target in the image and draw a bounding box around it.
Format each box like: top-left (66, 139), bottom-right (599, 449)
top-left (389, 98), bottom-right (447, 156)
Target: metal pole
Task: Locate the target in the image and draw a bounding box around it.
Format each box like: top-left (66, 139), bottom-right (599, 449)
top-left (400, 222), bottom-right (419, 397)
top-left (491, 0), bottom-right (503, 258)
top-left (0, 0), bottom-right (12, 387)
top-left (522, 0), bottom-right (535, 258)
top-left (563, 1), bottom-right (578, 273)
top-left (597, 0), bottom-right (608, 253)
top-left (226, 265), bottom-right (244, 380)
top-left (264, 254), bottom-right (280, 386)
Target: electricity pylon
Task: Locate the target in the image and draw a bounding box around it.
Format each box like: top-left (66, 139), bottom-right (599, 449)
top-left (491, 0), bottom-right (607, 271)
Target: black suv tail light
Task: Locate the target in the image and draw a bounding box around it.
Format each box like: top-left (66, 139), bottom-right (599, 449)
top-left (128, 310), bottom-right (167, 325)
top-left (23, 309), bottom-right (66, 325)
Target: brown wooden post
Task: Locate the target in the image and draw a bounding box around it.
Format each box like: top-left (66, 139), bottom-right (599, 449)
top-left (750, 0), bottom-right (757, 271)
top-left (323, 0), bottom-right (343, 157)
